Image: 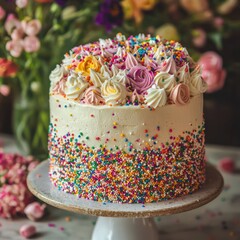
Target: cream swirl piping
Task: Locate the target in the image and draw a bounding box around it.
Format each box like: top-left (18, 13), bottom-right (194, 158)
top-left (161, 56), bottom-right (177, 74)
top-left (190, 65), bottom-right (208, 96)
top-left (125, 52), bottom-right (139, 69)
top-left (84, 86), bottom-right (105, 105)
top-left (145, 88), bottom-right (167, 108)
top-left (49, 64), bottom-right (67, 91)
top-left (90, 69), bottom-right (105, 87)
top-left (176, 63), bottom-right (190, 84)
top-left (64, 73), bottom-right (89, 100)
top-left (101, 79), bottom-right (127, 106)
top-left (113, 69), bottom-right (130, 86)
top-left (154, 72), bottom-right (176, 94)
top-left (169, 83), bottom-right (190, 105)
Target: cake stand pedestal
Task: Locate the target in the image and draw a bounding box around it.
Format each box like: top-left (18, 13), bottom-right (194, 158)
top-left (27, 161), bottom-right (223, 240)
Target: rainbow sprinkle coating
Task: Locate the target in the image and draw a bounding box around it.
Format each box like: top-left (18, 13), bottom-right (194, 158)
top-left (49, 123), bottom-right (206, 203)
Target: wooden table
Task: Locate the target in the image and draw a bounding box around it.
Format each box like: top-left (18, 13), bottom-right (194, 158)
top-left (0, 134), bottom-right (240, 240)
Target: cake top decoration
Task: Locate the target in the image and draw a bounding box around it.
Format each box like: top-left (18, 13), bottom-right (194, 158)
top-left (49, 33), bottom-right (207, 108)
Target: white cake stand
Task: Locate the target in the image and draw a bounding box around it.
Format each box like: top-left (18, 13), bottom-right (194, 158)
top-left (27, 161), bottom-right (223, 240)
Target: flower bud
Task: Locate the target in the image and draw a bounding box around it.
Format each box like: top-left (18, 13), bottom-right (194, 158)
top-left (19, 224), bottom-right (36, 238)
top-left (24, 202), bottom-right (46, 221)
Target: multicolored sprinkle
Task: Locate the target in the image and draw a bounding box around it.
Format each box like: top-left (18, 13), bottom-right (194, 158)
top-left (49, 123), bottom-right (206, 203)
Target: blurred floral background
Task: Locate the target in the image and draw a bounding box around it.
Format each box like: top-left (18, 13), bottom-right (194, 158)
top-left (0, 0), bottom-right (240, 160)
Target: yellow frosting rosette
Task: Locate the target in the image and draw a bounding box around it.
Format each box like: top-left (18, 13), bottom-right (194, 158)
top-left (76, 55), bottom-right (101, 76)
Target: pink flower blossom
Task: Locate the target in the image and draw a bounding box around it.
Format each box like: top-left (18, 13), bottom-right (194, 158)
top-left (0, 153), bottom-right (39, 218)
top-left (0, 6), bottom-right (6, 20)
top-left (6, 39), bottom-right (23, 57)
top-left (0, 85), bottom-right (10, 96)
top-left (23, 36), bottom-right (40, 52)
top-left (16, 0), bottom-right (28, 8)
top-left (24, 202), bottom-right (46, 221)
top-left (198, 51), bottom-right (226, 93)
top-left (4, 14), bottom-right (20, 34)
top-left (19, 224), bottom-right (36, 238)
top-left (213, 17), bottom-right (224, 29)
top-left (0, 183), bottom-right (32, 218)
top-left (11, 25), bottom-right (24, 40)
top-left (22, 19), bottom-right (42, 36)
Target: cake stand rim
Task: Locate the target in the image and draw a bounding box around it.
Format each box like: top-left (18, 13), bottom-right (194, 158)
top-left (27, 160), bottom-right (223, 218)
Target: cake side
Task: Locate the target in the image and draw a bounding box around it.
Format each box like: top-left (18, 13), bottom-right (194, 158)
top-left (49, 94), bottom-right (206, 203)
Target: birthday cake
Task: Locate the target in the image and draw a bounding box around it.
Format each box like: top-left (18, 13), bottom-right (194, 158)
top-left (48, 33), bottom-right (207, 203)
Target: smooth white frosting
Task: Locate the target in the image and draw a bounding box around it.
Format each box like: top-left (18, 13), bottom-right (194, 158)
top-left (50, 94), bottom-right (203, 152)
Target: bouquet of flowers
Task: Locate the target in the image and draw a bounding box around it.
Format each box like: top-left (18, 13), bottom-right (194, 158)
top-left (0, 0), bottom-right (100, 159)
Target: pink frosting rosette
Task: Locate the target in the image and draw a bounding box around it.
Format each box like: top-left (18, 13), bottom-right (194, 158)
top-left (198, 51), bottom-right (226, 93)
top-left (84, 86), bottom-right (105, 105)
top-left (169, 83), bottom-right (190, 105)
top-left (128, 65), bottom-right (154, 94)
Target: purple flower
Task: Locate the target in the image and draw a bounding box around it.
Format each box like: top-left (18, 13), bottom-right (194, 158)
top-left (95, 0), bottom-right (123, 32)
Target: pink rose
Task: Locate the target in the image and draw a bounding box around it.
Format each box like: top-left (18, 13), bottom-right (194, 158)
top-left (19, 224), bottom-right (36, 238)
top-left (0, 6), bottom-right (6, 20)
top-left (16, 0), bottom-right (28, 8)
top-left (6, 39), bottom-right (23, 57)
top-left (22, 19), bottom-right (41, 36)
top-left (0, 85), bottom-right (10, 96)
top-left (128, 65), bottom-right (154, 94)
top-left (198, 51), bottom-right (226, 93)
top-left (169, 83), bottom-right (190, 105)
top-left (23, 36), bottom-right (40, 52)
top-left (24, 202), bottom-right (46, 221)
top-left (4, 14), bottom-right (20, 34)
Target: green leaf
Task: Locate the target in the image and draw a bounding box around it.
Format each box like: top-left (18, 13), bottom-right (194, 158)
top-left (209, 32), bottom-right (222, 50)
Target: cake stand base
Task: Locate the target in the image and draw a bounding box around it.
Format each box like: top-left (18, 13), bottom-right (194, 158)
top-left (92, 217), bottom-right (158, 240)
top-left (27, 161), bottom-right (223, 240)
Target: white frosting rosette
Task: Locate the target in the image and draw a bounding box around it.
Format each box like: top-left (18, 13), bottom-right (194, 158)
top-left (190, 66), bottom-right (208, 96)
top-left (154, 72), bottom-right (176, 94)
top-left (101, 79), bottom-right (127, 106)
top-left (145, 87), bottom-right (167, 108)
top-left (49, 64), bottom-right (67, 92)
top-left (90, 69), bottom-right (105, 87)
top-left (111, 65), bottom-right (119, 76)
top-left (64, 73), bottom-right (89, 100)
top-left (113, 69), bottom-right (130, 86)
top-left (101, 65), bottom-right (112, 78)
top-left (153, 45), bottom-right (166, 63)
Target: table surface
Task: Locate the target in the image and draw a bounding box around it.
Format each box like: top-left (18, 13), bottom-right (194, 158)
top-left (1, 134), bottom-right (240, 240)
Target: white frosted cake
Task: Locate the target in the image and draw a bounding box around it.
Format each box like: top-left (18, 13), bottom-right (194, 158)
top-left (48, 33), bottom-right (207, 203)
